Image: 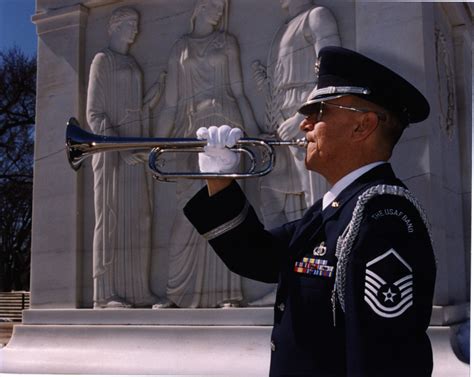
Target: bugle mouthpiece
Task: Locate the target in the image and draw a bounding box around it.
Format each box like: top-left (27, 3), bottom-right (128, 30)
top-left (293, 137), bottom-right (309, 148)
top-left (269, 138), bottom-right (308, 148)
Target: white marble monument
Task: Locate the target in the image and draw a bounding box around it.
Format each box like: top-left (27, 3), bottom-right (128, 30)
top-left (0, 1), bottom-right (471, 375)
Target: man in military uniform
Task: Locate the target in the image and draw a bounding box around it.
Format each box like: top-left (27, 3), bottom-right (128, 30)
top-left (184, 46), bottom-right (436, 377)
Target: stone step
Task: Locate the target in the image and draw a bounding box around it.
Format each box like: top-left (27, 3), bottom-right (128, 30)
top-left (0, 308), bottom-right (28, 312)
top-left (0, 299), bottom-right (29, 302)
top-left (0, 297), bottom-right (29, 300)
top-left (0, 303), bottom-right (28, 306)
top-left (0, 303), bottom-right (25, 306)
top-left (0, 292), bottom-right (29, 322)
top-left (0, 309), bottom-right (23, 313)
top-left (0, 292), bottom-right (30, 297)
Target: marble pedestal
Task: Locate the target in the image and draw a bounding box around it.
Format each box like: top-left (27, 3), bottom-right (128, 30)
top-left (0, 308), bottom-right (469, 376)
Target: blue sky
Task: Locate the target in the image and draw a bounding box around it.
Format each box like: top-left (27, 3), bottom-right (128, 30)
top-left (0, 0), bottom-right (36, 56)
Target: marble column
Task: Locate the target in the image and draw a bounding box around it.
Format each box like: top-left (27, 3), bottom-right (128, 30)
top-left (30, 4), bottom-right (88, 308)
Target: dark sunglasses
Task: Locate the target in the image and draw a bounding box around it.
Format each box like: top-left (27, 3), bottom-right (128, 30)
top-left (307, 101), bottom-right (387, 122)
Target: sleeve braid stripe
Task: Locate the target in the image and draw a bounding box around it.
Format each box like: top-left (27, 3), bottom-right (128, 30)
top-left (202, 201), bottom-right (250, 241)
top-left (334, 184), bottom-right (433, 313)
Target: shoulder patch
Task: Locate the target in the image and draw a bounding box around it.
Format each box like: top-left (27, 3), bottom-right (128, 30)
top-left (364, 248), bottom-right (413, 318)
top-left (335, 184), bottom-right (431, 313)
top-left (370, 207), bottom-right (415, 233)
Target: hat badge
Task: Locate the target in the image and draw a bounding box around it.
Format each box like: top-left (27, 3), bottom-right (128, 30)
top-left (314, 57), bottom-right (321, 75)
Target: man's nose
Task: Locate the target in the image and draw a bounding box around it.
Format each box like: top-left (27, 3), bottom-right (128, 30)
top-left (299, 117), bottom-right (315, 132)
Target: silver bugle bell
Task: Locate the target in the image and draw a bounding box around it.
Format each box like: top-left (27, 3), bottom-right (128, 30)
top-left (65, 117), bottom-right (308, 180)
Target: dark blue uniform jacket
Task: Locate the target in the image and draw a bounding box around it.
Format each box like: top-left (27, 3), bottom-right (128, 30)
top-left (184, 163), bottom-right (436, 377)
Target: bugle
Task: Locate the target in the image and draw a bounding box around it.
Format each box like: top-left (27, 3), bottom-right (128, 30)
top-left (65, 117), bottom-right (308, 180)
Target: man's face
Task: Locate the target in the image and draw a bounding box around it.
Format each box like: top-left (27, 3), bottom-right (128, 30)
top-left (299, 96), bottom-right (358, 182)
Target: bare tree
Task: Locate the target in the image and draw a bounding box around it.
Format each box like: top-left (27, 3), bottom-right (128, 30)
top-left (0, 46), bottom-right (35, 291)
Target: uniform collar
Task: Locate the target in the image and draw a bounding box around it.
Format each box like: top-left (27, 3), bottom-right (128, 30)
top-left (320, 162), bottom-right (400, 220)
top-left (322, 161), bottom-right (386, 210)
top-left (291, 163), bottom-right (398, 259)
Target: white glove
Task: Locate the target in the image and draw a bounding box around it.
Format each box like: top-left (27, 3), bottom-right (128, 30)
top-left (196, 125), bottom-right (243, 173)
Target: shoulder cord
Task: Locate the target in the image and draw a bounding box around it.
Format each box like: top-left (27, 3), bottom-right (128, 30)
top-left (333, 184), bottom-right (433, 314)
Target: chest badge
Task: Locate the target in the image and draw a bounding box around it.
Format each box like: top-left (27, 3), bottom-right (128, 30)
top-left (313, 241), bottom-right (327, 256)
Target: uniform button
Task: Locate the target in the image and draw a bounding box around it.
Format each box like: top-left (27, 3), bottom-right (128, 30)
top-left (278, 302), bottom-right (285, 312)
top-left (270, 340), bottom-right (276, 352)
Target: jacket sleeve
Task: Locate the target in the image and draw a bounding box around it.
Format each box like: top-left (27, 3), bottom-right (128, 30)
top-left (342, 194), bottom-right (436, 377)
top-left (184, 181), bottom-right (297, 283)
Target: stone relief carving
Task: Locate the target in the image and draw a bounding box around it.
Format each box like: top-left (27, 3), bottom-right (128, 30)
top-left (249, 0), bottom-right (341, 306)
top-left (86, 6), bottom-right (164, 308)
top-left (84, 1), bottom-right (341, 309)
top-left (153, 0), bottom-right (259, 308)
top-left (435, 27), bottom-right (456, 139)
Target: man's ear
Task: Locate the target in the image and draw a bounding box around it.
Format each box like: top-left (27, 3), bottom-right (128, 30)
top-left (352, 112), bottom-right (379, 141)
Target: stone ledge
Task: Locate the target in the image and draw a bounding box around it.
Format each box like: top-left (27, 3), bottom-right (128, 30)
top-left (23, 307), bottom-right (274, 326)
top-left (430, 303), bottom-right (470, 326)
top-left (1, 324), bottom-right (272, 375)
top-left (0, 323), bottom-right (469, 376)
top-left (32, 4), bottom-right (89, 35)
top-left (24, 304), bottom-right (470, 326)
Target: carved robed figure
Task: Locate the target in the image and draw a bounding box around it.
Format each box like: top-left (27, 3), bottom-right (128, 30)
top-left (253, 0), bottom-right (341, 226)
top-left (87, 7), bottom-right (160, 308)
top-left (249, 0), bottom-right (341, 306)
top-left (155, 0), bottom-right (259, 308)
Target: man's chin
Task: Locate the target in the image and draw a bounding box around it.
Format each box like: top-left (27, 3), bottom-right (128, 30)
top-left (304, 156), bottom-right (323, 175)
top-left (304, 159), bottom-right (316, 173)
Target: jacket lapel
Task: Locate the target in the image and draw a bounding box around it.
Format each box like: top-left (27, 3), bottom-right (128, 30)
top-left (290, 163), bottom-right (401, 258)
top-left (288, 199), bottom-right (324, 253)
top-left (321, 163), bottom-right (400, 225)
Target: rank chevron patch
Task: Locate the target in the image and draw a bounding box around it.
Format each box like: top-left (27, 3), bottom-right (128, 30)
top-left (364, 248), bottom-right (413, 318)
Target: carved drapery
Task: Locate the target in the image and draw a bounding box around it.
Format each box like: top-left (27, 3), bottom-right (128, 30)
top-left (434, 26), bottom-right (456, 139)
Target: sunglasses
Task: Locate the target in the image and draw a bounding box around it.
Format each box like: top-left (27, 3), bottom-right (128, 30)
top-left (308, 101), bottom-right (387, 123)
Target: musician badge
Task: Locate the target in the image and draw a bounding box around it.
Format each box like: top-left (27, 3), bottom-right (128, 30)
top-left (313, 241), bottom-right (327, 256)
top-left (314, 56), bottom-right (321, 75)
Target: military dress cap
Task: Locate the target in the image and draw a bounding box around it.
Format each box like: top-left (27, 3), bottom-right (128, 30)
top-left (298, 46), bottom-right (430, 126)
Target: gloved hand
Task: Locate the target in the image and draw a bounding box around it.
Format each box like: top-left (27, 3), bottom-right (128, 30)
top-left (196, 125), bottom-right (243, 173)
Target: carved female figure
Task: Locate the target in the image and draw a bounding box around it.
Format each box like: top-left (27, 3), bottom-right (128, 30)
top-left (253, 0), bottom-right (341, 223)
top-left (155, 0), bottom-right (259, 308)
top-left (87, 7), bottom-right (159, 308)
top-left (249, 0), bottom-right (340, 306)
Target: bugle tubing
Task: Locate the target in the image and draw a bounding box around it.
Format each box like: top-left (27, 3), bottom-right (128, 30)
top-left (65, 117), bottom-right (308, 180)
